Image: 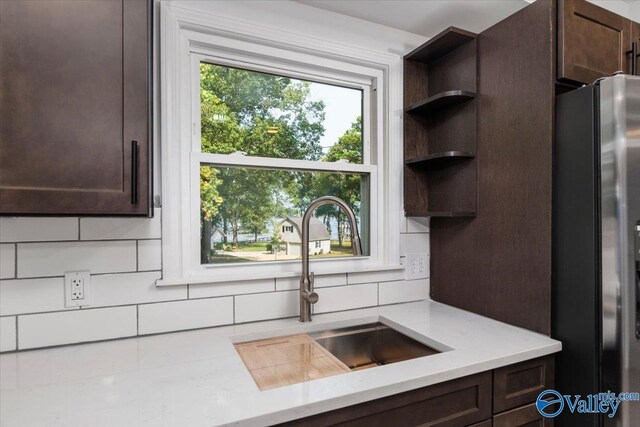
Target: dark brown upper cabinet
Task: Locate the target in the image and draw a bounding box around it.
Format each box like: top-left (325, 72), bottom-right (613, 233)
top-left (558, 0), bottom-right (634, 85)
top-left (631, 21), bottom-right (640, 76)
top-left (0, 0), bottom-right (152, 216)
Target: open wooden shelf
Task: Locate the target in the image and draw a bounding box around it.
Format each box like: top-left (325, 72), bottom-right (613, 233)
top-left (405, 27), bottom-right (477, 64)
top-left (406, 211), bottom-right (477, 218)
top-left (406, 91), bottom-right (475, 115)
top-left (403, 26), bottom-right (478, 220)
top-left (405, 151), bottom-right (475, 167)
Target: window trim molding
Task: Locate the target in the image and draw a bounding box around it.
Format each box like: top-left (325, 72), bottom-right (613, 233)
top-left (158, 3), bottom-right (403, 286)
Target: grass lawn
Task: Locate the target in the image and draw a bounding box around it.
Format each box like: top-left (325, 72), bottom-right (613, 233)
top-left (229, 242), bottom-right (269, 252)
top-left (310, 239), bottom-right (354, 258)
top-left (207, 240), bottom-right (357, 262)
top-left (208, 254), bottom-right (254, 263)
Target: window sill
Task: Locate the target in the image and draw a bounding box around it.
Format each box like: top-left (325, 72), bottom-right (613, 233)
top-left (155, 263), bottom-right (404, 287)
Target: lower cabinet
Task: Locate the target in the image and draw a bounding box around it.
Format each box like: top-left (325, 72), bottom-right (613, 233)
top-left (277, 355), bottom-right (555, 427)
top-left (493, 402), bottom-right (552, 427)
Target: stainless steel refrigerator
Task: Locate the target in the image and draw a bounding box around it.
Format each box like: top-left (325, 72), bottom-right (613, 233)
top-left (554, 74), bottom-right (640, 426)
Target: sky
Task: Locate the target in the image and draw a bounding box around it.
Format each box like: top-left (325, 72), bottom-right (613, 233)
top-left (308, 81), bottom-right (362, 156)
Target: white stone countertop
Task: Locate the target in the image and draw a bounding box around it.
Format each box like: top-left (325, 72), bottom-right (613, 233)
top-left (0, 300), bottom-right (561, 427)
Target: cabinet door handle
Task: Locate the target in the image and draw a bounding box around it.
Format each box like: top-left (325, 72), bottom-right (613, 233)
top-left (633, 42), bottom-right (638, 76)
top-left (625, 42), bottom-right (639, 76)
top-left (131, 140), bottom-right (138, 204)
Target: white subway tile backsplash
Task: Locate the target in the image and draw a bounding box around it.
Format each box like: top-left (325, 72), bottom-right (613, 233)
top-left (314, 283), bottom-right (378, 314)
top-left (0, 316), bottom-right (16, 352)
top-left (137, 240), bottom-right (161, 271)
top-left (235, 290), bottom-right (298, 323)
top-left (138, 297), bottom-right (233, 335)
top-left (18, 306), bottom-right (137, 349)
top-left (406, 218), bottom-right (430, 233)
top-left (0, 244), bottom-right (15, 279)
top-left (275, 273), bottom-right (347, 291)
top-left (17, 241), bottom-right (136, 277)
top-left (347, 269), bottom-right (404, 285)
top-left (91, 272), bottom-right (185, 308)
top-left (379, 278), bottom-right (429, 305)
top-left (0, 217), bottom-right (78, 242)
top-left (0, 202), bottom-right (432, 350)
top-left (400, 233), bottom-right (429, 255)
top-left (80, 209), bottom-right (161, 240)
top-left (0, 278), bottom-right (73, 316)
top-left (189, 279), bottom-right (273, 299)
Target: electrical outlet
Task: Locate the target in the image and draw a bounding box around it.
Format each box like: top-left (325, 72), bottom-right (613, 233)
top-left (405, 253), bottom-right (428, 280)
top-left (65, 271), bottom-right (91, 307)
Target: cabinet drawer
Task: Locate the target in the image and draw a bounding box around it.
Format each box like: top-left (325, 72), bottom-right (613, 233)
top-left (468, 420), bottom-right (492, 427)
top-left (493, 402), bottom-right (552, 427)
top-left (493, 356), bottom-right (554, 413)
top-left (278, 371), bottom-right (492, 427)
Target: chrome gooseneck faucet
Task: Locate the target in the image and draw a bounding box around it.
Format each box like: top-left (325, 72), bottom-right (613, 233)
top-left (299, 196), bottom-right (362, 322)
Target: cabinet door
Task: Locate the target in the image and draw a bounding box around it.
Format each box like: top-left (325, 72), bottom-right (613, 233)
top-left (493, 356), bottom-right (555, 413)
top-left (558, 0), bottom-right (631, 84)
top-left (0, 0), bottom-right (151, 215)
top-left (630, 21), bottom-right (640, 76)
top-left (493, 403), bottom-right (553, 427)
top-left (277, 371), bottom-right (492, 427)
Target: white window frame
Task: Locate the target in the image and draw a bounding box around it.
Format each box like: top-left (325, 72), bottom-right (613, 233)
top-left (157, 3), bottom-right (403, 286)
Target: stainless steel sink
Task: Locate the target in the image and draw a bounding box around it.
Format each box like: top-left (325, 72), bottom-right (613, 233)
top-left (310, 323), bottom-right (439, 371)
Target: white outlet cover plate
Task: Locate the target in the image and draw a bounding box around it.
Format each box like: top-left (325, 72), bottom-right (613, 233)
top-left (405, 253), bottom-right (429, 280)
top-left (64, 271), bottom-right (91, 307)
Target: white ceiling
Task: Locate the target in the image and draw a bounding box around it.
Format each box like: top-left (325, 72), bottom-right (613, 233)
top-left (294, 0), bottom-right (638, 37)
top-left (294, 0), bottom-right (531, 37)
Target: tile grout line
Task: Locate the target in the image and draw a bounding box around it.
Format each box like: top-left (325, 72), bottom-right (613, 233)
top-left (136, 305), bottom-right (140, 336)
top-left (77, 218), bottom-right (80, 240)
top-left (15, 315), bottom-right (19, 350)
top-left (136, 240), bottom-right (139, 271)
top-left (2, 238), bottom-right (160, 244)
top-left (14, 243), bottom-right (17, 279)
top-left (2, 270), bottom-right (162, 282)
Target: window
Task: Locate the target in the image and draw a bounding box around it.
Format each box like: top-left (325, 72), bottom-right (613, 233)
top-left (197, 62), bottom-right (374, 266)
top-left (158, 12), bottom-right (403, 285)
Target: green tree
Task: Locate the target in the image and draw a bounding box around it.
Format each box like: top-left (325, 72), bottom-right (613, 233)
top-left (200, 166), bottom-right (223, 263)
top-left (199, 90), bottom-right (241, 262)
top-left (314, 117), bottom-right (363, 246)
top-left (199, 63), bottom-right (327, 248)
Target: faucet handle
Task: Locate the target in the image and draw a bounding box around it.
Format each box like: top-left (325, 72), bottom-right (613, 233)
top-left (302, 290), bottom-right (319, 304)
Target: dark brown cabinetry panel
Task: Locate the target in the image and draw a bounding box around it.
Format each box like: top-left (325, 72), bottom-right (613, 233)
top-left (558, 0), bottom-right (632, 84)
top-left (493, 356), bottom-right (555, 413)
top-left (276, 357), bottom-right (554, 426)
top-left (277, 372), bottom-right (492, 427)
top-left (493, 402), bottom-right (553, 427)
top-left (0, 0), bottom-right (152, 215)
top-left (630, 21), bottom-right (640, 76)
top-left (429, 0), bottom-right (554, 335)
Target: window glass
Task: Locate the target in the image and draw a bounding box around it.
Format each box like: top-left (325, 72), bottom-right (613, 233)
top-left (200, 63), bottom-right (363, 162)
top-left (200, 165), bottom-right (369, 264)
